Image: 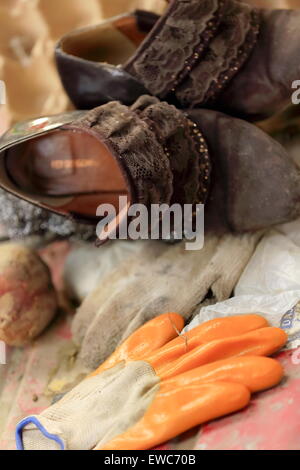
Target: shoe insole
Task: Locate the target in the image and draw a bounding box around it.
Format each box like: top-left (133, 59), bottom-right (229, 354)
top-left (5, 129), bottom-right (130, 218)
top-left (61, 14), bottom-right (151, 66)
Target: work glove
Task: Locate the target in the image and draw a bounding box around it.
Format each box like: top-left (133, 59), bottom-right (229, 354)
top-left (73, 234), bottom-right (261, 370)
top-left (16, 312), bottom-right (286, 450)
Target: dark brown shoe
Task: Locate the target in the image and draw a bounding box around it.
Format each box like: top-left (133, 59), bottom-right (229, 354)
top-left (1, 96), bottom-right (299, 241)
top-left (56, 1), bottom-right (300, 121)
top-left (0, 96), bottom-right (210, 242)
top-left (56, 10), bottom-right (158, 110)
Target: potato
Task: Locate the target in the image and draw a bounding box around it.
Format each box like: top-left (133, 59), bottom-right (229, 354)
top-left (0, 243), bottom-right (58, 346)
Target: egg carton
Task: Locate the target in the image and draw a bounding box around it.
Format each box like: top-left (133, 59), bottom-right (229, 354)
top-left (0, 0), bottom-right (165, 123)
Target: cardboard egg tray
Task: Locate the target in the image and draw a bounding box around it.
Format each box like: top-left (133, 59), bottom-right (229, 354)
top-left (0, 0), bottom-right (166, 123)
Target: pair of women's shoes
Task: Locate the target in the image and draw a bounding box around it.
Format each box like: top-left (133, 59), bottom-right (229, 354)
top-left (1, 1), bottom-right (300, 242)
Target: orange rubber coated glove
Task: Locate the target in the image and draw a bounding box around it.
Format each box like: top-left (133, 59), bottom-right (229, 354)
top-left (16, 313), bottom-right (286, 451)
top-left (94, 312), bottom-right (286, 450)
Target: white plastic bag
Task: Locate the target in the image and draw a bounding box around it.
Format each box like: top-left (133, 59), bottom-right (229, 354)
top-left (186, 229), bottom-right (300, 349)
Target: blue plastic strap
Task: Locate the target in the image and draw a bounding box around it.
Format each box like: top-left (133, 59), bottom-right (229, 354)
top-left (15, 417), bottom-right (65, 450)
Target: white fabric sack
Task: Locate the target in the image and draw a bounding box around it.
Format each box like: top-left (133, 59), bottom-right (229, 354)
top-left (186, 230), bottom-right (300, 349)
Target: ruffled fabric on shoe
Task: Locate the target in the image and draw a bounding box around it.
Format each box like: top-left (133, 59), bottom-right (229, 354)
top-left (124, 0), bottom-right (261, 107)
top-left (67, 96), bottom-right (211, 209)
